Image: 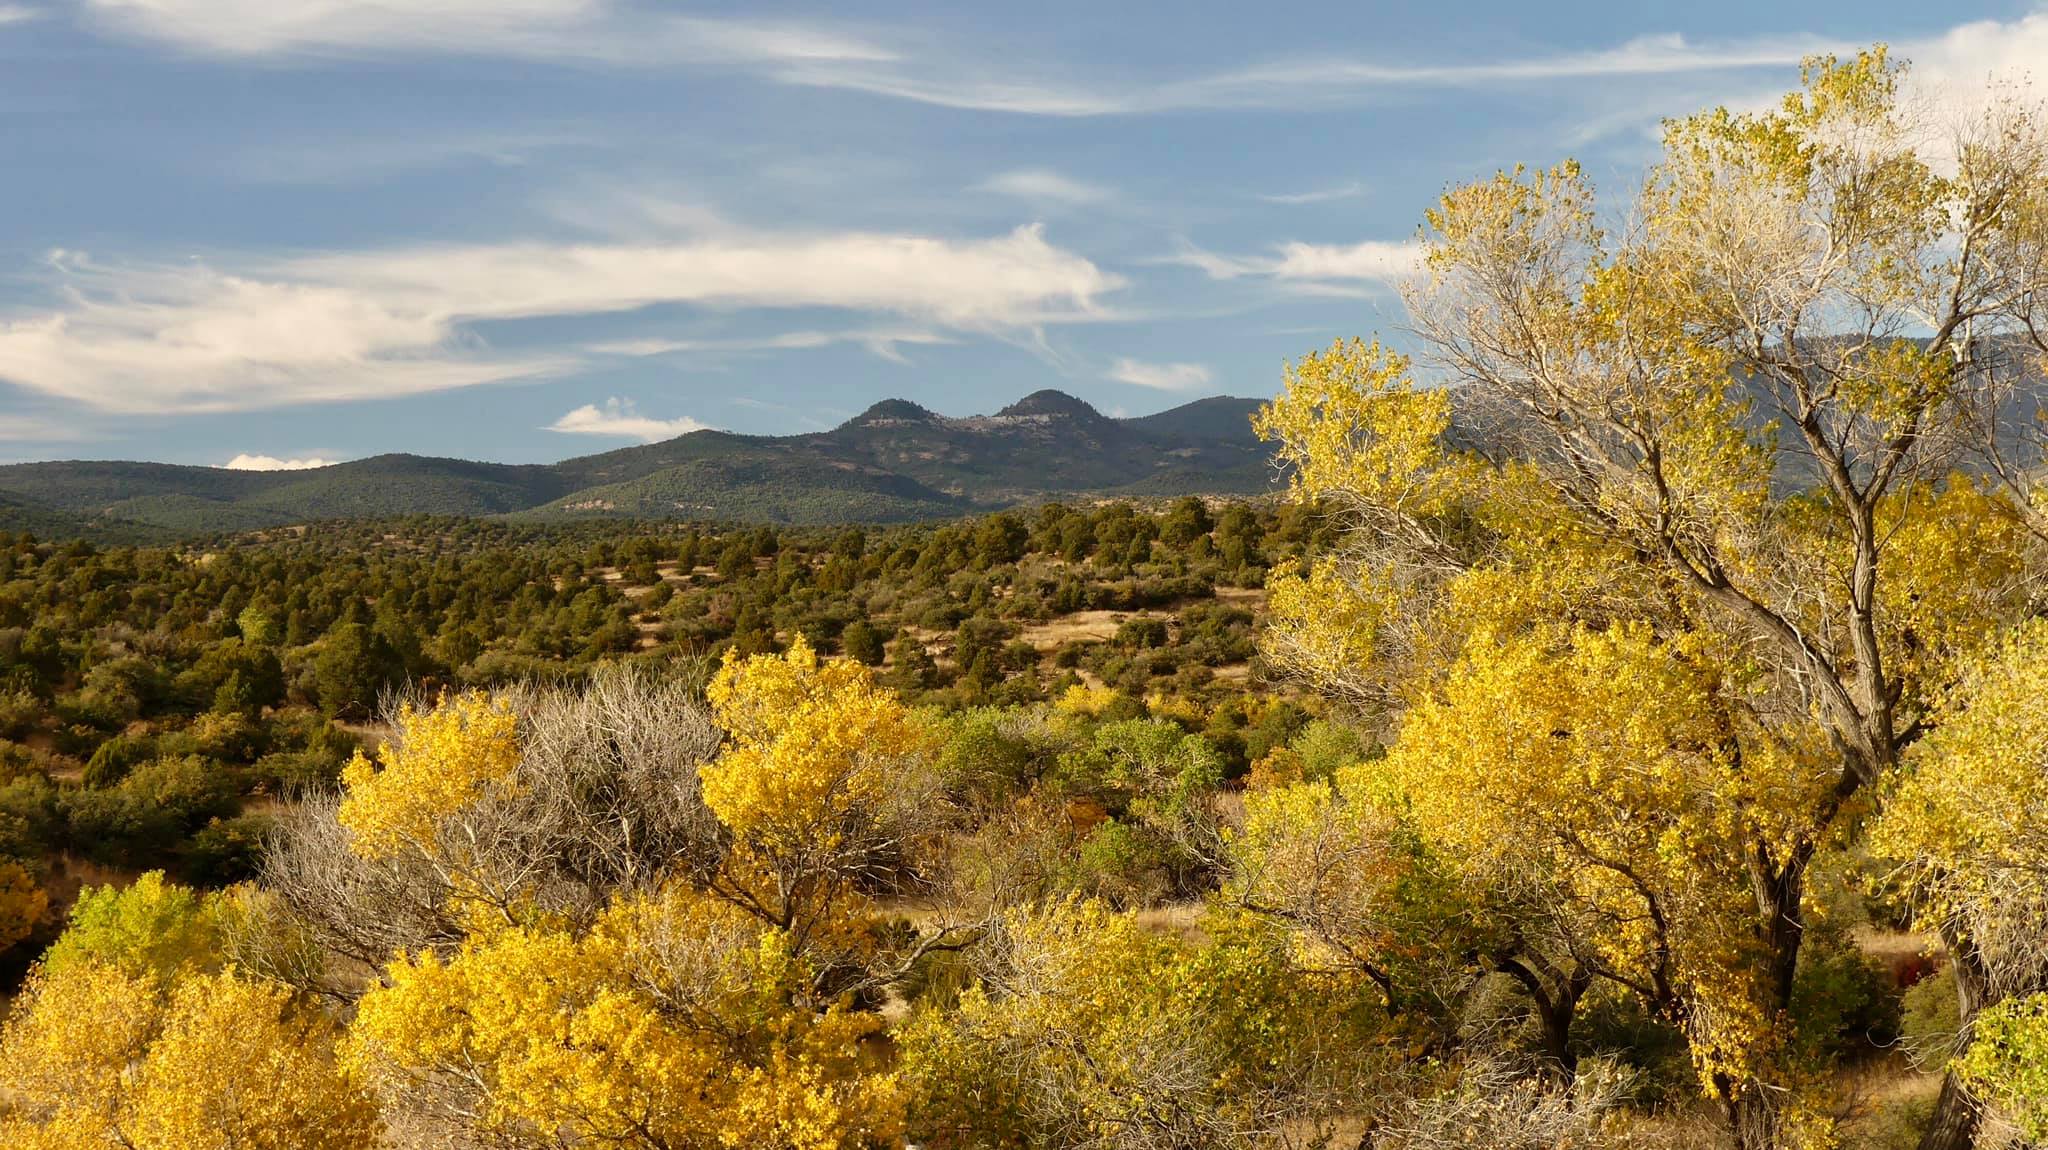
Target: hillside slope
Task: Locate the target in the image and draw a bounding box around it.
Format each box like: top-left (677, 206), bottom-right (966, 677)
top-left (0, 391), bottom-right (1274, 534)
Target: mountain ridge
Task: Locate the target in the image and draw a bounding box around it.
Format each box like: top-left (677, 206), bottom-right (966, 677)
top-left (0, 391), bottom-right (1275, 537)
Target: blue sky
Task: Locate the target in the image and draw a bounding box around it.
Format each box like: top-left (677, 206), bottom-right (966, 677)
top-left (0, 1), bottom-right (2040, 468)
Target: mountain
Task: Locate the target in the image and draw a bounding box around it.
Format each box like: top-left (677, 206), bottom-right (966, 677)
top-left (0, 391), bottom-right (1274, 537)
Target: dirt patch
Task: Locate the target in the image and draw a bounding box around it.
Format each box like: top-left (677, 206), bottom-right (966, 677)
top-left (1016, 609), bottom-right (1170, 651)
top-left (1213, 586), bottom-right (1266, 609)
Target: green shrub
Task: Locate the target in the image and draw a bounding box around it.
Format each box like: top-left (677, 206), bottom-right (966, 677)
top-left (1790, 937), bottom-right (1901, 1063)
top-left (84, 732), bottom-right (157, 787)
top-left (1901, 968), bottom-right (1963, 1071)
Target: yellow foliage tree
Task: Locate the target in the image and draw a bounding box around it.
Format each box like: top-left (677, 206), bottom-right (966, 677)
top-left (1872, 618), bottom-right (2048, 1143)
top-left (900, 898), bottom-right (1379, 1150)
top-left (0, 961), bottom-right (378, 1150)
top-left (339, 690), bottom-right (521, 859)
top-left (350, 883), bottom-right (903, 1150)
top-left (702, 637), bottom-right (931, 952)
top-left (1255, 48), bottom-right (2048, 1150)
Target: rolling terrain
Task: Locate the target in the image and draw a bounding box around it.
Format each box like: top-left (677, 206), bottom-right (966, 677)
top-left (0, 391), bottom-right (1274, 537)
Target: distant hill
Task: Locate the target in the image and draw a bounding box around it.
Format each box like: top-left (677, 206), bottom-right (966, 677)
top-left (0, 391), bottom-right (1275, 537)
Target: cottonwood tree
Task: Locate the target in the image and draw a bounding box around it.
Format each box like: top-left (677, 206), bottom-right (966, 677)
top-left (1256, 49), bottom-right (2048, 1150)
top-left (1231, 762), bottom-right (1600, 1079)
top-left (1872, 618), bottom-right (2048, 1143)
top-left (899, 898), bottom-right (1383, 1150)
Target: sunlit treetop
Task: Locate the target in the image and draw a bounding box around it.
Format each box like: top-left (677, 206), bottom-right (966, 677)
top-left (337, 690), bottom-right (522, 860)
top-left (702, 635), bottom-right (923, 849)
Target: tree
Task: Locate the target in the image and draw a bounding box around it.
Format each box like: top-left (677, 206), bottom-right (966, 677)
top-left (0, 962), bottom-right (379, 1149)
top-left (701, 636), bottom-right (951, 962)
top-left (266, 669), bottom-right (724, 970)
top-left (349, 884), bottom-right (905, 1150)
top-left (313, 621), bottom-right (405, 718)
top-left (272, 662), bottom-right (918, 1149)
top-left (1160, 496), bottom-right (1214, 548)
top-left (841, 619), bottom-right (886, 667)
top-left (0, 859), bottom-right (46, 955)
top-left (337, 690), bottom-right (521, 860)
top-left (900, 899), bottom-right (1383, 1150)
top-left (1, 873), bottom-right (377, 1149)
top-left (972, 514), bottom-right (1029, 568)
top-left (1254, 50), bottom-right (2048, 1150)
top-left (888, 631), bottom-right (940, 693)
top-left (1954, 995), bottom-right (2048, 1141)
top-left (1230, 765), bottom-right (1594, 1075)
top-left (41, 871), bottom-right (224, 982)
top-left (1871, 618), bottom-right (2048, 1144)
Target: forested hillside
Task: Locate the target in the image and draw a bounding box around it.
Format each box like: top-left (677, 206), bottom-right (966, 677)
top-left (0, 391), bottom-right (1273, 535)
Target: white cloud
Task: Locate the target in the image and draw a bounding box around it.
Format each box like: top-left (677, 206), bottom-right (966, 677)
top-left (1168, 237), bottom-right (1422, 293)
top-left (0, 225), bottom-right (1117, 415)
top-left (546, 398), bottom-right (711, 442)
top-left (1258, 182), bottom-right (1368, 205)
top-left (0, 6), bottom-right (38, 26)
top-left (1561, 15), bottom-right (2048, 153)
top-left (1175, 33), bottom-right (1836, 109)
top-left (1271, 240), bottom-right (1423, 283)
top-left (589, 327), bottom-right (951, 365)
top-left (223, 453), bottom-right (339, 470)
top-left (976, 169), bottom-right (1112, 205)
top-left (1899, 11), bottom-right (2048, 123)
top-left (292, 223), bottom-right (1116, 330)
top-left (751, 31), bottom-right (1851, 117)
top-left (1107, 358), bottom-right (1212, 392)
top-left (73, 3), bottom-right (1849, 118)
top-left (83, 1), bottom-right (895, 64)
top-left (74, 7), bottom-right (2048, 125)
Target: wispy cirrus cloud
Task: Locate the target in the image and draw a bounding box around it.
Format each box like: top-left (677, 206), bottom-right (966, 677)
top-left (77, 3), bottom-right (1844, 117)
top-left (1107, 358), bottom-right (1212, 392)
top-left (83, 0), bottom-right (895, 64)
top-left (1258, 182), bottom-right (1368, 205)
top-left (590, 327), bottom-right (951, 366)
top-left (0, 6), bottom-right (39, 26)
top-left (223, 453), bottom-right (339, 470)
top-left (1169, 237), bottom-right (1422, 294)
top-left (757, 31), bottom-right (1846, 117)
top-left (546, 397), bottom-right (711, 442)
top-left (74, 5), bottom-right (2048, 127)
top-left (975, 168), bottom-right (1112, 205)
top-left (0, 225), bottom-right (1119, 416)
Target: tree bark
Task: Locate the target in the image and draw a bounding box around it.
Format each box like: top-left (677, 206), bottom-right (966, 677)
top-left (1495, 954), bottom-right (1593, 1083)
top-left (1918, 1073), bottom-right (1982, 1150)
top-left (1711, 848), bottom-right (1814, 1150)
top-left (1723, 1088), bottom-right (1782, 1150)
top-left (1918, 929), bottom-right (1992, 1150)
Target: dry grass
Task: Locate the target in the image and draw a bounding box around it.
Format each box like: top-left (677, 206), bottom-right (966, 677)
top-left (1015, 610), bottom-right (1169, 650)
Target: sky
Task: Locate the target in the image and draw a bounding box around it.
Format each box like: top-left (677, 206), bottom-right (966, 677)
top-left (0, 1), bottom-right (2042, 469)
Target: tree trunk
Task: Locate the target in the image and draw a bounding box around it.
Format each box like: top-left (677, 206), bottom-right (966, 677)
top-left (1712, 849), bottom-right (1813, 1150)
top-left (1918, 1073), bottom-right (1981, 1150)
top-left (1918, 929), bottom-right (1992, 1150)
top-left (1496, 954), bottom-right (1593, 1083)
top-left (1724, 1088), bottom-right (1782, 1150)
